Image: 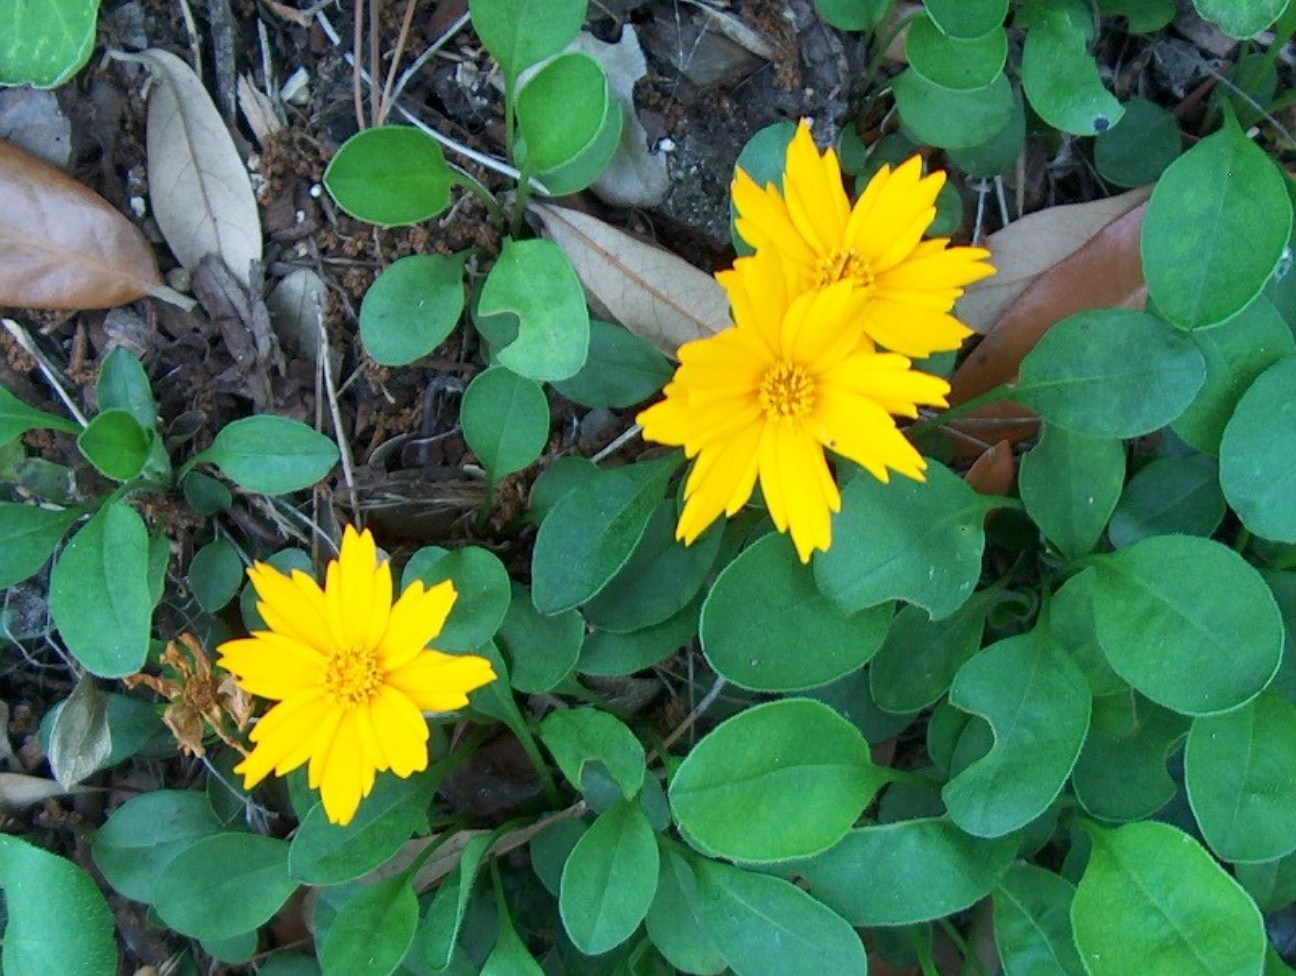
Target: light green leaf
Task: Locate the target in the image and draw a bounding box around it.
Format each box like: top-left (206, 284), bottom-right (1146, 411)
top-left (560, 799), bottom-right (659, 955)
top-left (0, 0), bottom-right (99, 87)
top-left (468, 0), bottom-right (586, 81)
top-left (646, 848), bottom-right (726, 976)
top-left (893, 69), bottom-right (1014, 150)
top-left (190, 415), bottom-right (338, 495)
top-left (923, 0), bottom-right (1010, 36)
top-left (324, 126), bottom-right (452, 227)
top-left (539, 707), bottom-right (645, 799)
top-left (319, 875), bottom-right (418, 976)
top-left (1020, 0), bottom-right (1124, 135)
top-left (1193, 0), bottom-right (1290, 37)
top-left (0, 502), bottom-right (79, 588)
top-left (0, 383), bottom-right (79, 441)
top-left (993, 865), bottom-right (1086, 976)
top-left (1221, 356), bottom-right (1296, 542)
top-left (460, 367), bottom-right (550, 483)
top-left (906, 15), bottom-right (1007, 91)
top-left (359, 253), bottom-right (465, 366)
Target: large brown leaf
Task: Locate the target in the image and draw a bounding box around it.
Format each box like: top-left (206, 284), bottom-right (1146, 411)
top-left (0, 139), bottom-right (163, 309)
top-left (139, 49), bottom-right (263, 286)
top-left (531, 203), bottom-right (729, 357)
top-left (947, 198), bottom-right (1149, 452)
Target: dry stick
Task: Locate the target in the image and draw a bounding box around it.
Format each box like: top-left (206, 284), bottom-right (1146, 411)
top-left (352, 0), bottom-right (366, 128)
top-left (388, 11), bottom-right (471, 109)
top-left (317, 298), bottom-right (360, 517)
top-left (1, 319), bottom-right (89, 428)
top-left (369, 0), bottom-right (383, 129)
top-left (175, 0), bottom-right (203, 83)
top-left (376, 0), bottom-right (421, 125)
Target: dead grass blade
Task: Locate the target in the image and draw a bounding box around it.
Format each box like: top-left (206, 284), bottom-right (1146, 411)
top-left (0, 139), bottom-right (163, 309)
top-left (531, 203), bottom-right (730, 358)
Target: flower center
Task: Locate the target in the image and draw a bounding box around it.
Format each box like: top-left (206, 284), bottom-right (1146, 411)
top-left (325, 646), bottom-right (383, 707)
top-left (759, 361), bottom-right (815, 420)
top-left (813, 248), bottom-right (875, 292)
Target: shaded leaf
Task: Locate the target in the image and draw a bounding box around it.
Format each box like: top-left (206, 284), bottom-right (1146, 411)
top-left (138, 49), bottom-right (262, 285)
top-left (48, 675), bottom-right (111, 790)
top-left (0, 139), bottom-right (163, 309)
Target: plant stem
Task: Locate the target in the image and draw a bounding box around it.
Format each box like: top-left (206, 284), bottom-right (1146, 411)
top-left (938, 917), bottom-right (992, 976)
top-left (514, 715), bottom-right (562, 807)
top-left (452, 173), bottom-right (507, 225)
top-left (906, 382), bottom-right (1018, 440)
top-left (909, 927), bottom-right (940, 976)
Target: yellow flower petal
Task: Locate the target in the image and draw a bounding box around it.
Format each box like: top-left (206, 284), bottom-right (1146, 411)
top-left (863, 298), bottom-right (975, 359)
top-left (235, 691), bottom-right (330, 787)
top-left (376, 579), bottom-right (457, 671)
top-left (782, 123), bottom-right (850, 255)
top-left (217, 633), bottom-right (326, 701)
top-left (731, 166), bottom-right (818, 268)
top-left (314, 709), bottom-right (372, 825)
top-left (677, 420), bottom-right (763, 545)
top-left (327, 526), bottom-right (391, 653)
top-left (815, 386), bottom-right (929, 483)
top-left (757, 421), bottom-right (837, 563)
top-left (370, 687), bottom-right (430, 777)
top-left (247, 562), bottom-right (336, 653)
top-left (387, 651), bottom-right (497, 712)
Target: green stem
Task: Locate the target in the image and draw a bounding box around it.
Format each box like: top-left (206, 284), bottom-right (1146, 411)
top-left (909, 927), bottom-right (940, 976)
top-left (515, 715), bottom-right (562, 808)
top-left (906, 383), bottom-right (1018, 440)
top-left (1234, 526), bottom-right (1253, 554)
top-left (938, 918), bottom-right (991, 976)
top-left (1241, 2), bottom-right (1296, 91)
top-left (452, 173), bottom-right (506, 225)
top-left (884, 768), bottom-right (940, 791)
top-left (400, 816), bottom-right (468, 883)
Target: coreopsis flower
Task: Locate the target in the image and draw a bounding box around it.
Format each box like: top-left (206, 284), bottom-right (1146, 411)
top-left (637, 252), bottom-right (951, 563)
top-left (217, 526), bottom-right (496, 825)
top-left (731, 120), bottom-right (994, 358)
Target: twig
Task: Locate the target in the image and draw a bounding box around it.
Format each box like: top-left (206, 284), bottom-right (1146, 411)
top-left (389, 11), bottom-right (471, 108)
top-left (175, 0), bottom-right (203, 83)
top-left (317, 307), bottom-right (359, 517)
top-left (368, 0), bottom-right (382, 128)
top-left (376, 0), bottom-right (421, 125)
top-left (352, 0), bottom-right (366, 128)
top-left (658, 675), bottom-right (727, 753)
top-left (591, 424), bottom-right (642, 464)
top-left (1, 319), bottom-right (88, 428)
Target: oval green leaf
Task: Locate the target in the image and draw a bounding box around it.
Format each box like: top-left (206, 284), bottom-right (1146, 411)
top-left (78, 409), bottom-right (151, 482)
top-left (1221, 356), bottom-right (1296, 542)
top-left (1095, 98), bottom-right (1181, 187)
top-left (869, 596), bottom-right (988, 713)
top-left (1019, 425), bottom-right (1125, 560)
top-left (1193, 0), bottom-right (1289, 37)
top-left (893, 69), bottom-right (1014, 150)
top-left (319, 875), bottom-right (418, 976)
top-left (189, 538), bottom-right (244, 612)
top-left (1020, 0), bottom-right (1124, 135)
top-left (496, 585), bottom-right (584, 692)
top-left (923, 0), bottom-right (1009, 36)
top-left (0, 0), bottom-right (98, 87)
top-left (670, 698), bottom-right (885, 863)
top-left (553, 319), bottom-right (672, 410)
top-left (92, 790), bottom-right (224, 904)
top-left (0, 502), bottom-right (79, 588)
top-left (324, 126), bottom-right (453, 227)
top-left (993, 864), bottom-right (1086, 976)
top-left (906, 15), bottom-right (1007, 91)
top-left (539, 707), bottom-right (645, 799)
top-left (48, 501), bottom-right (151, 678)
top-left (468, 0), bottom-right (586, 81)
top-left (798, 817), bottom-right (1018, 926)
top-left (191, 415), bottom-right (338, 495)
top-left (702, 533), bottom-right (892, 691)
top-left (1186, 690), bottom-right (1296, 862)
top-left (1015, 309), bottom-right (1206, 437)
top-left (460, 366), bottom-right (550, 483)
top-left (1142, 123), bottom-right (1292, 330)
top-left (1090, 535), bottom-right (1283, 716)
top-left (1071, 694), bottom-right (1187, 822)
top-left (1071, 822), bottom-right (1266, 976)
top-left (358, 253), bottom-right (465, 366)
top-left (1108, 455), bottom-right (1225, 548)
top-left (814, 461), bottom-right (991, 619)
top-left (517, 52), bottom-right (611, 174)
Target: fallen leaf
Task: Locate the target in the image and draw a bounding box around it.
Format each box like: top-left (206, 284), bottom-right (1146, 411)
top-left (946, 198), bottom-right (1149, 453)
top-left (266, 267), bottom-right (327, 361)
top-left (963, 439), bottom-right (1016, 496)
top-left (0, 772), bottom-right (94, 811)
top-left (0, 139), bottom-right (164, 309)
top-left (48, 674), bottom-right (111, 789)
top-left (531, 203), bottom-right (729, 357)
top-left (137, 49), bottom-right (263, 286)
top-left (956, 186), bottom-right (1150, 336)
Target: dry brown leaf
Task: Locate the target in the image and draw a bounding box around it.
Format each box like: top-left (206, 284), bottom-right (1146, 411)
top-left (137, 49), bottom-right (262, 286)
top-left (947, 199), bottom-right (1149, 454)
top-left (0, 139), bottom-right (164, 309)
top-left (956, 186), bottom-right (1151, 336)
top-left (531, 203), bottom-right (729, 357)
top-left (964, 439), bottom-right (1016, 496)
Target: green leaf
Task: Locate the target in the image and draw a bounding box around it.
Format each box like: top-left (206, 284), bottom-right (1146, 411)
top-left (289, 770), bottom-right (439, 885)
top-left (154, 833), bottom-right (297, 941)
top-left (495, 584), bottom-right (584, 692)
top-left (188, 538), bottom-right (244, 612)
top-left (1142, 122), bottom-right (1292, 330)
top-left (670, 698), bottom-right (885, 863)
top-left (92, 790), bottom-right (224, 903)
top-left (811, 0), bottom-right (892, 31)
top-left (560, 799), bottom-right (660, 955)
top-left (531, 456), bottom-right (677, 614)
top-left (0, 0), bottom-right (99, 87)
top-left (516, 52), bottom-right (611, 173)
top-left (585, 501), bottom-right (721, 633)
top-left (540, 707), bottom-right (645, 798)
top-left (815, 461), bottom-right (991, 619)
top-left (203, 930), bottom-right (259, 965)
top-left (479, 238), bottom-right (589, 381)
top-left (1222, 356), bottom-right (1296, 542)
top-left (78, 409), bottom-right (151, 482)
top-left (468, 0), bottom-right (586, 81)
top-left (460, 367), bottom-right (550, 483)
top-left (1108, 455), bottom-right (1226, 548)
top-left (1019, 425), bottom-right (1125, 560)
top-left (1071, 822), bottom-right (1266, 976)
top-left (1020, 0), bottom-right (1124, 135)
top-left (1071, 693), bottom-right (1187, 822)
top-left (923, 0), bottom-right (1009, 36)
top-left (190, 415), bottom-right (338, 495)
top-left (482, 894), bottom-right (546, 976)
top-left (869, 596), bottom-right (988, 713)
top-left (1015, 309), bottom-right (1206, 437)
top-left (1186, 690), bottom-right (1296, 862)
top-left (948, 88), bottom-right (1026, 178)
top-left (0, 835), bottom-right (116, 976)
top-left (49, 501), bottom-right (151, 678)
top-left (324, 126), bottom-right (452, 227)
top-left (1237, 853), bottom-right (1296, 912)
top-left (320, 875), bottom-right (419, 976)
top-left (182, 470), bottom-right (232, 515)
top-left (553, 319), bottom-right (672, 409)
top-left (359, 253), bottom-right (466, 366)
top-left (1048, 570), bottom-right (1125, 697)
top-left (401, 545), bottom-right (511, 652)
top-left (1193, 0), bottom-right (1290, 37)
top-left (531, 819), bottom-right (585, 896)
top-left (943, 631), bottom-right (1091, 837)
top-left (993, 865), bottom-right (1086, 976)
top-left (798, 817), bottom-right (1018, 926)
top-left (0, 383), bottom-right (79, 441)
top-left (528, 455), bottom-right (598, 524)
top-left (97, 346), bottom-right (157, 428)
top-left (1097, 0), bottom-right (1175, 31)
top-left (893, 69), bottom-right (1015, 149)
top-left (0, 502), bottom-right (78, 588)
top-left (701, 533), bottom-right (892, 691)
top-left (646, 847), bottom-right (726, 976)
top-left (578, 598), bottom-right (701, 676)
top-left (1174, 295), bottom-right (1294, 455)
top-left (422, 834), bottom-right (492, 969)
top-left (693, 859), bottom-right (868, 976)
top-left (1094, 98), bottom-right (1181, 187)
top-left (906, 15), bottom-right (1007, 91)
top-left (1089, 535), bottom-right (1283, 716)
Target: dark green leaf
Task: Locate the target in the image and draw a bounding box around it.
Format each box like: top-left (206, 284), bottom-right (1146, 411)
top-left (1108, 455), bottom-right (1226, 548)
top-left (190, 415), bottom-right (338, 495)
top-left (1020, 0), bottom-right (1124, 135)
top-left (0, 502), bottom-right (78, 588)
top-left (92, 790), bottom-right (223, 903)
top-left (153, 833), bottom-right (296, 941)
top-left (560, 799), bottom-right (659, 955)
top-left (496, 584), bottom-right (584, 692)
top-left (1019, 425), bottom-right (1125, 559)
top-left (553, 319), bottom-right (672, 409)
top-left (993, 865), bottom-right (1086, 976)
top-left (1221, 356), bottom-right (1296, 542)
top-left (320, 875), bottom-right (419, 976)
top-left (0, 384), bottom-right (79, 442)
top-left (401, 545), bottom-right (511, 652)
top-left (359, 253), bottom-right (465, 366)
top-left (460, 367), bottom-right (550, 483)
top-left (893, 69), bottom-right (1014, 150)
top-left (1094, 98), bottom-right (1181, 187)
top-left (1071, 692), bottom-right (1187, 822)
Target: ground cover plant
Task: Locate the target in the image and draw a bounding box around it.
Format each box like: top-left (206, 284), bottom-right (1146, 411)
top-left (3, 0), bottom-right (1296, 973)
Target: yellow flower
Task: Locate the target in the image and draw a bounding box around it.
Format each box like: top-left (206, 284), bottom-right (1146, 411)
top-left (731, 120), bottom-right (995, 359)
top-left (217, 526), bottom-right (496, 825)
top-left (637, 252), bottom-right (951, 563)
